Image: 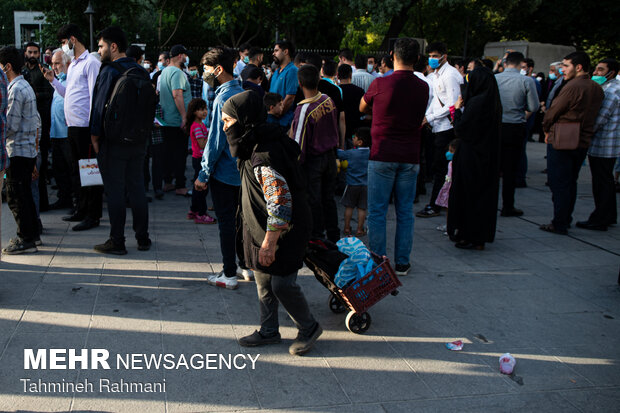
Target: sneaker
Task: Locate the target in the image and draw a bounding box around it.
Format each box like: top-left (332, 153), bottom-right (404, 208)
top-left (416, 205), bottom-right (440, 218)
top-left (239, 330), bottom-right (281, 347)
top-left (94, 239), bottom-right (128, 255)
top-left (395, 263), bottom-right (411, 276)
top-left (2, 238), bottom-right (38, 255)
top-left (194, 214), bottom-right (216, 224)
top-left (187, 211), bottom-right (197, 220)
top-left (436, 224), bottom-right (447, 232)
top-left (207, 272), bottom-right (238, 290)
top-left (137, 238), bottom-right (152, 251)
top-left (34, 238), bottom-right (43, 246)
top-left (289, 323), bottom-right (323, 356)
top-left (237, 268), bottom-right (254, 281)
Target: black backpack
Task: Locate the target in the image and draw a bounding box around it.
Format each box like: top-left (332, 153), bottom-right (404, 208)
top-left (104, 62), bottom-right (156, 144)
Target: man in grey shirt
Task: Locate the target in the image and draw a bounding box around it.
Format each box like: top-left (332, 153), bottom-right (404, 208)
top-left (495, 51), bottom-right (539, 217)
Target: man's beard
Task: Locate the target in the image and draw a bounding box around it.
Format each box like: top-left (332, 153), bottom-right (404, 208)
top-left (273, 56), bottom-right (280, 66)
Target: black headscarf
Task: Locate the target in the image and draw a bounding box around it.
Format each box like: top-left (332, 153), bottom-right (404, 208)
top-left (222, 90), bottom-right (267, 160)
top-left (463, 66), bottom-right (502, 120)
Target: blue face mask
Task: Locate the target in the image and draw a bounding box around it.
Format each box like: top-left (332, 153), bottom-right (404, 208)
top-left (367, 64), bottom-right (374, 73)
top-left (185, 56), bottom-right (190, 67)
top-left (591, 75), bottom-right (607, 85)
top-left (549, 73), bottom-right (557, 80)
top-left (243, 56), bottom-right (249, 64)
top-left (57, 72), bottom-right (67, 81)
top-left (157, 62), bottom-right (164, 70)
top-left (558, 67), bottom-right (564, 75)
top-left (429, 58), bottom-right (440, 69)
top-left (445, 151), bottom-right (454, 161)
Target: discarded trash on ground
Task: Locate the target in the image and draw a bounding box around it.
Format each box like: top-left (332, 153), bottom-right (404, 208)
top-left (499, 353), bottom-right (516, 374)
top-left (446, 340), bottom-right (464, 351)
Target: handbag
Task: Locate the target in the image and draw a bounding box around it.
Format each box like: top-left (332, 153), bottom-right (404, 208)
top-left (549, 122), bottom-right (580, 150)
top-left (79, 158), bottom-right (103, 187)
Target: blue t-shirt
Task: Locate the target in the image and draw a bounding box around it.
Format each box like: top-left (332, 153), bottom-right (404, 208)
top-left (337, 147), bottom-right (370, 186)
top-left (159, 66), bottom-right (191, 127)
top-left (269, 62), bottom-right (298, 127)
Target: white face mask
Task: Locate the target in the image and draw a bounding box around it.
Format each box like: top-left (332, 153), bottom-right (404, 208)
top-left (536, 76), bottom-right (543, 82)
top-left (62, 41), bottom-right (74, 58)
top-left (520, 69), bottom-right (528, 76)
top-left (143, 63), bottom-right (151, 70)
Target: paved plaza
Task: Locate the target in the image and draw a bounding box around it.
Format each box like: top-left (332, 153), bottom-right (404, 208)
top-left (0, 142), bottom-right (619, 412)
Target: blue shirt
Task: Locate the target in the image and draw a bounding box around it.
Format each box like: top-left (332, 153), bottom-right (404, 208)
top-left (50, 75), bottom-right (68, 138)
top-left (495, 68), bottom-right (540, 124)
top-left (269, 62), bottom-right (298, 127)
top-left (337, 147), bottom-right (370, 186)
top-left (198, 79), bottom-right (244, 186)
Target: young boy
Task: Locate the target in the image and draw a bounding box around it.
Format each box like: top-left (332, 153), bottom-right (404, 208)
top-left (263, 92), bottom-right (282, 124)
top-left (337, 127), bottom-right (370, 237)
top-left (290, 64), bottom-right (340, 242)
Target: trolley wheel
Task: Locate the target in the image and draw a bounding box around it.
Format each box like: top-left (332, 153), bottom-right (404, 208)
top-left (328, 295), bottom-right (346, 314)
top-left (345, 311), bottom-right (372, 334)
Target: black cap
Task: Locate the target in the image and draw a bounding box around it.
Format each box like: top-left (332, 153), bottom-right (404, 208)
top-left (170, 44), bottom-right (189, 57)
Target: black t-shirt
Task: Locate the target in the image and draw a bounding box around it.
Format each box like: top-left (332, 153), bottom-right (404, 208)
top-left (340, 83), bottom-right (365, 141)
top-left (294, 79), bottom-right (344, 114)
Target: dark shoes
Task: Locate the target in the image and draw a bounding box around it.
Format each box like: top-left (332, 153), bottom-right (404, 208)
top-left (539, 223), bottom-right (568, 235)
top-left (2, 237), bottom-right (38, 255)
top-left (137, 238), bottom-right (152, 251)
top-left (289, 323), bottom-right (323, 356)
top-left (49, 200), bottom-right (73, 210)
top-left (416, 205), bottom-right (440, 218)
top-left (239, 330), bottom-right (282, 347)
top-left (455, 240), bottom-right (485, 250)
top-left (62, 213), bottom-right (85, 222)
top-left (73, 218), bottom-right (100, 231)
top-left (94, 239), bottom-right (127, 255)
top-left (500, 208), bottom-right (524, 217)
top-left (576, 221), bottom-right (608, 231)
top-left (395, 263), bottom-right (411, 276)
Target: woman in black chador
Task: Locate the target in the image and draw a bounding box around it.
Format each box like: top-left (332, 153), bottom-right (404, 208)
top-left (448, 67), bottom-right (502, 250)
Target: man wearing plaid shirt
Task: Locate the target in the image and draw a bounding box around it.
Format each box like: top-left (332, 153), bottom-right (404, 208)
top-left (0, 66), bottom-right (9, 257)
top-left (577, 58), bottom-right (620, 231)
top-left (0, 46), bottom-right (41, 254)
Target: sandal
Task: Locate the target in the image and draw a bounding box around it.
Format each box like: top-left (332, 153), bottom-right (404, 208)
top-left (343, 228), bottom-right (352, 237)
top-left (355, 229), bottom-right (367, 237)
top-left (539, 223), bottom-right (568, 235)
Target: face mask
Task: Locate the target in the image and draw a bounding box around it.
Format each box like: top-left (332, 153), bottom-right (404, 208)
top-left (549, 73), bottom-right (557, 80)
top-left (185, 56), bottom-right (190, 67)
top-left (57, 72), bottom-right (67, 81)
top-left (189, 70), bottom-right (198, 77)
top-left (143, 63), bottom-right (150, 70)
top-left (520, 69), bottom-right (527, 76)
top-left (62, 41), bottom-right (74, 58)
top-left (367, 64), bottom-right (374, 73)
top-left (445, 151), bottom-right (454, 161)
top-left (243, 56), bottom-right (249, 64)
top-left (536, 76), bottom-right (543, 82)
top-left (429, 58), bottom-right (440, 69)
top-left (591, 75), bottom-right (607, 85)
top-left (157, 62), bottom-right (164, 70)
top-left (558, 67), bottom-right (564, 75)
top-left (203, 67), bottom-right (220, 89)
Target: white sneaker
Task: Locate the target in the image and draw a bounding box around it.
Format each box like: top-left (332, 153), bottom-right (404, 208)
top-left (207, 272), bottom-right (238, 290)
top-left (237, 268), bottom-right (254, 281)
top-left (436, 224), bottom-right (447, 232)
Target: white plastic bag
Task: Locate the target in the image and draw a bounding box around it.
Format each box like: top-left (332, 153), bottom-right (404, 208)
top-left (78, 158), bottom-right (103, 187)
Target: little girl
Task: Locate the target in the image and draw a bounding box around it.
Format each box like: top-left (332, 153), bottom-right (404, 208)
top-left (435, 139), bottom-right (459, 233)
top-left (185, 98), bottom-right (215, 224)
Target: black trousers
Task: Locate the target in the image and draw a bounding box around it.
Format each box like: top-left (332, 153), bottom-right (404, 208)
top-left (210, 178), bottom-right (240, 278)
top-left (430, 129), bottom-right (454, 209)
top-left (303, 150), bottom-right (340, 242)
top-left (547, 145), bottom-right (587, 231)
top-left (98, 142), bottom-right (149, 244)
top-left (162, 126), bottom-right (187, 189)
top-left (51, 138), bottom-right (75, 204)
top-left (144, 142), bottom-right (166, 192)
top-left (38, 105), bottom-right (51, 210)
top-left (588, 156), bottom-right (617, 226)
top-left (6, 156), bottom-right (38, 242)
top-left (500, 123), bottom-right (526, 210)
top-left (68, 127), bottom-right (103, 220)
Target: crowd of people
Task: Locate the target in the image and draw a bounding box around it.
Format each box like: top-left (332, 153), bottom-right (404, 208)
top-left (0, 22), bottom-right (618, 355)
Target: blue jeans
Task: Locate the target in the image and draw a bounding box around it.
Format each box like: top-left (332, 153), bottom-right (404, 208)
top-left (367, 161), bottom-right (419, 266)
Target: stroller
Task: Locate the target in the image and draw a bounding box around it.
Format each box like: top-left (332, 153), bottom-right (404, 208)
top-left (304, 239), bottom-right (401, 334)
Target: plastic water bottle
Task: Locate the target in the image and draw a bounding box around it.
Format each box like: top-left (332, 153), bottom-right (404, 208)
top-left (499, 353), bottom-right (516, 374)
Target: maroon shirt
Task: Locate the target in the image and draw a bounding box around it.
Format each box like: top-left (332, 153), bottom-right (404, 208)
top-left (291, 93), bottom-right (339, 163)
top-left (363, 70), bottom-right (429, 163)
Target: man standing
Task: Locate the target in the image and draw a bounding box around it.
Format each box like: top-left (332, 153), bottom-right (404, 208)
top-left (186, 61), bottom-right (203, 99)
top-left (22, 42), bottom-right (53, 212)
top-left (47, 49), bottom-right (73, 210)
top-left (577, 58), bottom-right (619, 231)
top-left (495, 51), bottom-right (539, 216)
top-left (0, 46), bottom-right (40, 254)
top-left (352, 54), bottom-right (375, 92)
top-left (360, 38), bottom-right (429, 276)
top-left (0, 66), bottom-right (8, 257)
top-left (48, 24), bottom-right (102, 231)
top-left (240, 47), bottom-right (264, 82)
top-left (195, 47), bottom-right (247, 289)
top-left (338, 49), bottom-right (355, 69)
top-left (159, 44), bottom-right (191, 196)
top-left (89, 27), bottom-right (153, 254)
top-left (269, 40), bottom-right (298, 130)
top-left (416, 41), bottom-right (462, 218)
top-left (541, 52), bottom-right (604, 235)
top-left (379, 55), bottom-right (394, 77)
top-left (337, 64), bottom-right (365, 146)
top-left (233, 43), bottom-right (251, 78)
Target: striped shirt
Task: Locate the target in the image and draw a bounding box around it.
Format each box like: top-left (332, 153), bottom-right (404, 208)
top-left (589, 78), bottom-right (620, 158)
top-left (0, 68), bottom-right (8, 171)
top-left (6, 76), bottom-right (40, 158)
top-left (291, 93), bottom-right (339, 163)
